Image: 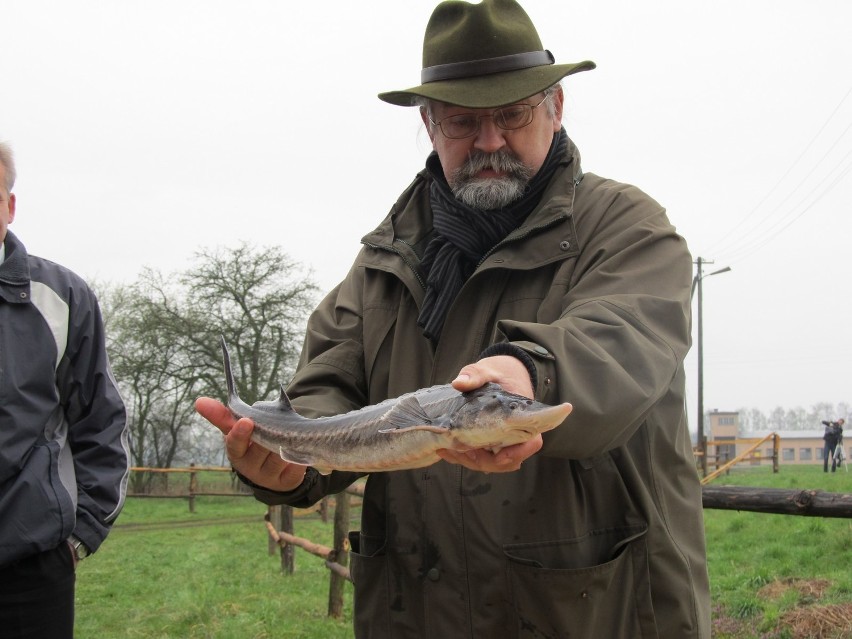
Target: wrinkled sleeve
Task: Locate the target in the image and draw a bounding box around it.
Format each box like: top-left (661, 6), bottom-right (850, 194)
top-left (61, 285), bottom-right (130, 553)
top-left (499, 179), bottom-right (693, 460)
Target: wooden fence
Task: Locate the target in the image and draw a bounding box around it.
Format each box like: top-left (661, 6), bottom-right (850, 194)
top-left (129, 465), bottom-right (252, 512)
top-left (127, 463), bottom-right (852, 621)
top-left (265, 483), bottom-right (364, 619)
top-left (694, 432), bottom-right (780, 478)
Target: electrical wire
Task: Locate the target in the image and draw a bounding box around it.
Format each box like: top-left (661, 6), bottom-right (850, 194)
top-left (702, 83), bottom-right (852, 263)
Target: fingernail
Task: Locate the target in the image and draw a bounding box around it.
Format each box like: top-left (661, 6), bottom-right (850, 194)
top-left (453, 373), bottom-right (470, 384)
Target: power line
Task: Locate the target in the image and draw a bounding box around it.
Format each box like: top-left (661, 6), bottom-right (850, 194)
top-left (719, 147), bottom-right (852, 261)
top-left (704, 83), bottom-right (852, 261)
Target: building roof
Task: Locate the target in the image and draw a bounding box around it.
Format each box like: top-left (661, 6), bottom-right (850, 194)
top-left (749, 429), bottom-right (831, 440)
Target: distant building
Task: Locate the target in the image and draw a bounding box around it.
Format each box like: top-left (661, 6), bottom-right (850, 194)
top-left (705, 410), bottom-right (847, 466)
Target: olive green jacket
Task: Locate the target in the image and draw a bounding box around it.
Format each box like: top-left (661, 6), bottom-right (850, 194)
top-left (255, 137), bottom-right (711, 638)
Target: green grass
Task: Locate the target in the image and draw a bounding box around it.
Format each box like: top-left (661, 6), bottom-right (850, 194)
top-left (705, 464), bottom-right (852, 637)
top-left (75, 467), bottom-right (852, 638)
top-left (76, 495), bottom-right (354, 639)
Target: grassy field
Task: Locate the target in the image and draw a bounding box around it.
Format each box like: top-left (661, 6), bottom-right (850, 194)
top-left (76, 489), bottom-right (354, 639)
top-left (706, 465), bottom-right (852, 638)
top-left (75, 466), bottom-right (852, 638)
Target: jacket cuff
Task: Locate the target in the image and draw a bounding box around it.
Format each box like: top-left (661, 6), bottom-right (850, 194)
top-left (478, 342), bottom-right (538, 391)
top-left (233, 468), bottom-right (318, 507)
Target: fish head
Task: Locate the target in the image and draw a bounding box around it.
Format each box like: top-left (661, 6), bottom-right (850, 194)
top-left (450, 383), bottom-right (572, 448)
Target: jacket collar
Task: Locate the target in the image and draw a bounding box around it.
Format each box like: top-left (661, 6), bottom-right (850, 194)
top-left (0, 231), bottom-right (32, 303)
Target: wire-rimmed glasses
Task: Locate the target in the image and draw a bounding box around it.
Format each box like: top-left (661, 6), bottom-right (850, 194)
top-left (428, 94), bottom-right (550, 140)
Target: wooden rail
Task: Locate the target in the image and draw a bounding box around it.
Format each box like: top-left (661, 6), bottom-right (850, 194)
top-left (265, 488), bottom-right (357, 619)
top-left (264, 517), bottom-right (351, 582)
top-left (702, 486), bottom-right (852, 518)
top-left (701, 433), bottom-right (780, 484)
top-left (129, 465), bottom-right (252, 512)
top-left (695, 433), bottom-right (780, 481)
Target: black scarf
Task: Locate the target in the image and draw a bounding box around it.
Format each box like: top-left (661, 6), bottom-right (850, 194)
top-left (417, 129), bottom-right (568, 343)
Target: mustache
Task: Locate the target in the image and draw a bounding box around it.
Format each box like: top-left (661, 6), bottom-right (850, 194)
top-left (452, 149), bottom-right (533, 183)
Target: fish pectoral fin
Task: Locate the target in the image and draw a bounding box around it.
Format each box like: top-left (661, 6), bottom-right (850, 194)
top-left (277, 447), bottom-right (334, 476)
top-left (378, 424), bottom-right (451, 435)
top-left (377, 396), bottom-right (436, 430)
top-left (278, 446), bottom-right (314, 466)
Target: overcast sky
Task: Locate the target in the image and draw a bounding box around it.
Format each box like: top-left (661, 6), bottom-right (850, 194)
top-left (3, 0), bottom-right (851, 426)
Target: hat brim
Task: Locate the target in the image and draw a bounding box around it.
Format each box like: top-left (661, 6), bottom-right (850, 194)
top-left (378, 60), bottom-right (596, 108)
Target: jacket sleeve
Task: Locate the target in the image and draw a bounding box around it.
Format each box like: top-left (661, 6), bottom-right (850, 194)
top-left (497, 178), bottom-right (693, 460)
top-left (59, 283), bottom-right (130, 553)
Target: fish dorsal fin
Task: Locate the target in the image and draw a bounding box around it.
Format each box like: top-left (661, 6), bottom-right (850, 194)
top-left (278, 385), bottom-right (292, 409)
top-left (377, 396), bottom-right (451, 434)
top-left (248, 384), bottom-right (303, 422)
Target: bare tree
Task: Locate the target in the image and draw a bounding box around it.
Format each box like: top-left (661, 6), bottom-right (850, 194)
top-left (99, 242), bottom-right (318, 479)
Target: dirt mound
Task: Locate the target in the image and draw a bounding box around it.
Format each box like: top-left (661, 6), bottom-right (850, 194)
top-left (779, 603), bottom-right (852, 639)
top-left (713, 579), bottom-right (852, 638)
top-left (758, 578), bottom-right (832, 603)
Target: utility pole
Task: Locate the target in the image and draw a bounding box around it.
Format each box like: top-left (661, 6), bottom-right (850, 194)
top-left (692, 257), bottom-right (731, 477)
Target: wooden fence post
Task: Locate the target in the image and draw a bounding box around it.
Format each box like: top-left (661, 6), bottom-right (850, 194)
top-left (773, 433), bottom-right (780, 473)
top-left (188, 463), bottom-right (197, 513)
top-left (282, 506), bottom-right (294, 574)
top-left (328, 493), bottom-right (351, 618)
top-left (268, 505), bottom-right (294, 573)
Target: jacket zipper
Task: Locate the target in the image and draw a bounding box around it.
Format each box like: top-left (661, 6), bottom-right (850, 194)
top-left (361, 240), bottom-right (428, 291)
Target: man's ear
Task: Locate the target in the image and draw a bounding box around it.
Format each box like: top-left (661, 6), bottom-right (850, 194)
top-left (420, 107), bottom-right (437, 145)
top-left (551, 87), bottom-right (565, 130)
top-left (8, 193), bottom-right (15, 223)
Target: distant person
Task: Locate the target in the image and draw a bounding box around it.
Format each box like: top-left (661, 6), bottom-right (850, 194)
top-left (0, 141), bottom-right (131, 639)
top-left (822, 418), bottom-right (845, 472)
top-left (196, 0), bottom-right (711, 636)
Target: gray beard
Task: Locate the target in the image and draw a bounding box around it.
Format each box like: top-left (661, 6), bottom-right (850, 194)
top-left (449, 150), bottom-right (533, 210)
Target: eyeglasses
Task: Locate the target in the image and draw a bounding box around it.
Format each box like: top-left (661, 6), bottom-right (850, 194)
top-left (429, 94), bottom-right (550, 140)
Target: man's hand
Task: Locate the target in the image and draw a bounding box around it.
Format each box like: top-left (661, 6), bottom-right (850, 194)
top-left (436, 436), bottom-right (543, 472)
top-left (195, 397), bottom-right (307, 492)
top-left (437, 355), bottom-right (541, 473)
top-left (450, 354), bottom-right (534, 398)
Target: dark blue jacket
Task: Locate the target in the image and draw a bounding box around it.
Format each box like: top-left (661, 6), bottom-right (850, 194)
top-left (0, 231), bottom-right (129, 566)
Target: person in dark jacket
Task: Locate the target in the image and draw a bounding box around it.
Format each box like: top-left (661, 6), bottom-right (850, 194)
top-left (0, 141), bottom-right (131, 639)
top-left (196, 1), bottom-right (711, 637)
top-left (822, 418), bottom-right (845, 472)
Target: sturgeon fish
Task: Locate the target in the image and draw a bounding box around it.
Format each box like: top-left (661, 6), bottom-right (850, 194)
top-left (221, 338), bottom-right (572, 474)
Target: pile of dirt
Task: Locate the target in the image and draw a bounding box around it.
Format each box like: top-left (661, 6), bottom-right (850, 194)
top-left (758, 578), bottom-right (831, 604)
top-left (779, 603), bottom-right (852, 639)
top-left (713, 579), bottom-right (852, 638)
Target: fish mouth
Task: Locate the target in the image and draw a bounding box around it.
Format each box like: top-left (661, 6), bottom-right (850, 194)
top-left (504, 403), bottom-right (572, 434)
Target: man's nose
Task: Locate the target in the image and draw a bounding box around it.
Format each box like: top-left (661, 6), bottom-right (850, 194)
top-left (473, 116), bottom-right (507, 153)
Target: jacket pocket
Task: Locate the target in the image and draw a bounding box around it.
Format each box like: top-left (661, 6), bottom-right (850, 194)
top-left (348, 531), bottom-right (391, 638)
top-left (0, 442), bottom-right (75, 566)
top-left (503, 525), bottom-right (658, 639)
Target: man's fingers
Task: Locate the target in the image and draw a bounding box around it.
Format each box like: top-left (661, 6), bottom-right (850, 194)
top-left (195, 397), bottom-right (237, 435)
top-left (451, 356), bottom-right (534, 398)
top-left (224, 418), bottom-right (256, 460)
top-left (451, 368), bottom-right (485, 392)
top-left (437, 434), bottom-right (543, 473)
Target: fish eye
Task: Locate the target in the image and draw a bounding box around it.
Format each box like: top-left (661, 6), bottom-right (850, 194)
top-left (509, 402), bottom-right (519, 410)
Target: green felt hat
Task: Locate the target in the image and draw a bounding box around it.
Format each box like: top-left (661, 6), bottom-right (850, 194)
top-left (378, 0), bottom-right (596, 109)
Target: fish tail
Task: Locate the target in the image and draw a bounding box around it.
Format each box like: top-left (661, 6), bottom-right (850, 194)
top-left (221, 336), bottom-right (238, 403)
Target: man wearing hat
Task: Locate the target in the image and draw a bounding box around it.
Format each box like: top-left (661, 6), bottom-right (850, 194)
top-left (197, 0), bottom-right (711, 636)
